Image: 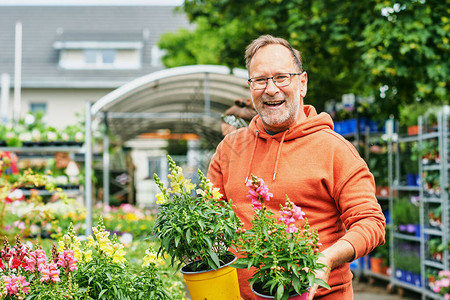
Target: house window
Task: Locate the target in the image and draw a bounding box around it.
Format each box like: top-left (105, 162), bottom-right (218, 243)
top-left (83, 49), bottom-right (116, 66)
top-left (54, 41), bottom-right (143, 70)
top-left (30, 102), bottom-right (47, 115)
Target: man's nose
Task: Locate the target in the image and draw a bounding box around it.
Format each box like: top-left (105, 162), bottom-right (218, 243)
top-left (265, 78), bottom-right (280, 95)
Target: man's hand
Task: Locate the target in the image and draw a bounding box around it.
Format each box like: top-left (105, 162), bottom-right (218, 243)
top-left (308, 256), bottom-right (331, 300)
top-left (307, 239), bottom-right (355, 299)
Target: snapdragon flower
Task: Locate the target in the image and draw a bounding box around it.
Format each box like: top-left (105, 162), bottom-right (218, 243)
top-left (39, 262), bottom-right (60, 283)
top-left (112, 243), bottom-right (126, 264)
top-left (2, 275), bottom-right (29, 296)
top-left (246, 175), bottom-right (273, 210)
top-left (24, 249), bottom-right (46, 272)
top-left (279, 198), bottom-right (305, 233)
top-left (57, 250), bottom-right (78, 272)
top-left (142, 248), bottom-right (165, 268)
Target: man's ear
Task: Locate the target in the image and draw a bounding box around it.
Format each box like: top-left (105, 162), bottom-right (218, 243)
top-left (299, 72), bottom-right (308, 98)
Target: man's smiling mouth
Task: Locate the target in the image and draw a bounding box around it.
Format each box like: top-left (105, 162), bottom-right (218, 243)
top-left (263, 100), bottom-right (285, 107)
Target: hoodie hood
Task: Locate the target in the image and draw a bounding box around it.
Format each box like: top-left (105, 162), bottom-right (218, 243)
top-left (248, 105), bottom-right (334, 141)
top-left (245, 105), bottom-right (334, 181)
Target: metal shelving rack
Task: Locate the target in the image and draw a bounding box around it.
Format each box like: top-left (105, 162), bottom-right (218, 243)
top-left (387, 106), bottom-right (449, 300)
top-left (0, 144), bottom-right (85, 195)
top-left (419, 107), bottom-right (449, 300)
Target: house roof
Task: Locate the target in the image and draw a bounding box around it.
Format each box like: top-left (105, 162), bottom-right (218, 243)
top-left (0, 4), bottom-right (253, 143)
top-left (92, 65), bottom-right (250, 142)
top-left (0, 5), bottom-right (192, 88)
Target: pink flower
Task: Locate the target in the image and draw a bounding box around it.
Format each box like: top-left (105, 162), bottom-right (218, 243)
top-left (292, 205), bottom-right (305, 221)
top-left (279, 199), bottom-right (305, 233)
top-left (39, 262), bottom-right (60, 283)
top-left (57, 250), bottom-right (78, 272)
top-left (120, 203), bottom-right (135, 213)
top-left (13, 221), bottom-right (25, 230)
top-left (24, 249), bottom-right (47, 272)
top-left (286, 223), bottom-right (299, 233)
top-left (251, 198), bottom-right (262, 210)
top-left (2, 275), bottom-right (29, 295)
top-left (24, 254), bottom-right (37, 272)
top-left (247, 175), bottom-right (273, 210)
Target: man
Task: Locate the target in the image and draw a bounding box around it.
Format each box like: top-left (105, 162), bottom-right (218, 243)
top-left (221, 98), bottom-right (258, 136)
top-left (207, 35), bottom-right (385, 299)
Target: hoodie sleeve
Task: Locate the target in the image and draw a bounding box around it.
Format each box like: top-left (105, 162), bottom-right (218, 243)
top-left (334, 161), bottom-right (386, 259)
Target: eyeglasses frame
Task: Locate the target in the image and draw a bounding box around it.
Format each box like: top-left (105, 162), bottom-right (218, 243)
top-left (248, 72), bottom-right (304, 90)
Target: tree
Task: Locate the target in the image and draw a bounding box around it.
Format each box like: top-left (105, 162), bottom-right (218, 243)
top-left (159, 0), bottom-right (449, 119)
top-left (361, 0), bottom-right (449, 118)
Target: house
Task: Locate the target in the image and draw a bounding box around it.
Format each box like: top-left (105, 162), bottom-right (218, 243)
top-left (0, 2), bottom-right (192, 128)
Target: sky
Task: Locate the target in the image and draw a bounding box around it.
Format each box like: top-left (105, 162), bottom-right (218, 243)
top-left (0, 0), bottom-right (183, 5)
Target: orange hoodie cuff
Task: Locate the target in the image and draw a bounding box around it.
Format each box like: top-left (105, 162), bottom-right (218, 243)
top-left (340, 232), bottom-right (367, 260)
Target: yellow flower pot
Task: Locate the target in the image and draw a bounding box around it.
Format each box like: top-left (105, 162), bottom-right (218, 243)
top-left (180, 255), bottom-right (240, 300)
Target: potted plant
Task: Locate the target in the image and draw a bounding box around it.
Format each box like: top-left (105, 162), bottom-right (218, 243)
top-left (428, 238), bottom-right (445, 262)
top-left (393, 243), bottom-right (421, 287)
top-left (232, 175), bottom-right (330, 300)
top-left (369, 227), bottom-right (390, 275)
top-left (392, 197), bottom-right (420, 236)
top-left (428, 205), bottom-right (442, 228)
top-left (399, 103), bottom-right (428, 135)
top-left (152, 155), bottom-right (241, 299)
top-left (431, 270), bottom-right (450, 297)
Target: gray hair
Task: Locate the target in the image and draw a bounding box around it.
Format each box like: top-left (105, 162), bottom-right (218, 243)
top-left (245, 35), bottom-right (303, 72)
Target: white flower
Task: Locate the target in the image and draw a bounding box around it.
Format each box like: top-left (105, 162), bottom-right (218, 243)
top-left (47, 131), bottom-right (58, 141)
top-left (75, 132), bottom-right (84, 142)
top-left (61, 133), bottom-right (70, 141)
top-left (19, 132), bottom-right (32, 141)
top-left (31, 129), bottom-right (41, 141)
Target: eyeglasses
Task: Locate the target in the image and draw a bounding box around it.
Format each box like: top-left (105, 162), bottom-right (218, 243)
top-left (248, 73), bottom-right (303, 90)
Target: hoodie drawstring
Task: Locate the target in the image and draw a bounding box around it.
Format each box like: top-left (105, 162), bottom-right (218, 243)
top-left (272, 129), bottom-right (289, 181)
top-left (245, 130), bottom-right (260, 184)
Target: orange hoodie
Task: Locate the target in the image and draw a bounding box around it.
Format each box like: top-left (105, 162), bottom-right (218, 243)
top-left (208, 105), bottom-right (386, 299)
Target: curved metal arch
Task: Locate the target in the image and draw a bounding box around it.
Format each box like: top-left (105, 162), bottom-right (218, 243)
top-left (91, 64), bottom-right (249, 116)
top-left (91, 64), bottom-right (250, 142)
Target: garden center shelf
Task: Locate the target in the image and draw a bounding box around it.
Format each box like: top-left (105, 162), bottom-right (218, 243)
top-left (0, 144), bottom-right (85, 200)
top-left (393, 232), bottom-right (421, 242)
top-left (423, 228), bottom-right (444, 236)
top-left (424, 260), bottom-right (444, 269)
top-left (0, 145), bottom-right (84, 154)
top-left (392, 279), bottom-right (424, 294)
top-left (22, 189), bottom-right (82, 197)
top-left (392, 185), bottom-right (421, 191)
top-left (383, 105), bottom-right (450, 300)
top-left (424, 291), bottom-right (443, 300)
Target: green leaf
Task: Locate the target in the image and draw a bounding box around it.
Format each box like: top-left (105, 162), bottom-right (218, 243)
top-left (175, 235), bottom-right (181, 247)
top-left (276, 284), bottom-right (284, 300)
top-left (186, 228), bottom-right (191, 243)
top-left (208, 250), bottom-right (220, 269)
top-left (98, 289), bottom-right (107, 298)
top-left (314, 278), bottom-right (331, 289)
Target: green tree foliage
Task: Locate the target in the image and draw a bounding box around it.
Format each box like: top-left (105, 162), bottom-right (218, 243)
top-left (362, 0), bottom-right (449, 113)
top-left (159, 0), bottom-right (449, 119)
